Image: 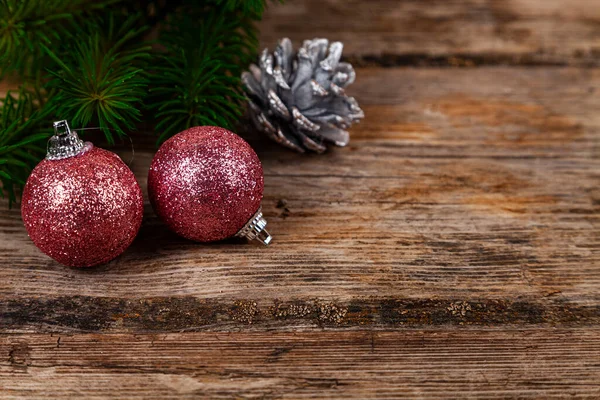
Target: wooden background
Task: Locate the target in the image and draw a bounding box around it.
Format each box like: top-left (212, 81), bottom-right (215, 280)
top-left (1, 0), bottom-right (600, 398)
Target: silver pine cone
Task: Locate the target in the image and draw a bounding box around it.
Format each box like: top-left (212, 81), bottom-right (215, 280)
top-left (242, 38), bottom-right (364, 153)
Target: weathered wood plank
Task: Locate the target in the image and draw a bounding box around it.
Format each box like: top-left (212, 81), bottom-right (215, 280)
top-left (2, 330), bottom-right (600, 399)
top-left (1, 2), bottom-right (598, 398)
top-left (0, 68), bottom-right (597, 316)
top-left (259, 0), bottom-right (600, 66)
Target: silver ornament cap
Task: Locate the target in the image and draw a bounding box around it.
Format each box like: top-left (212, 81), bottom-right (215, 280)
top-left (235, 207), bottom-right (272, 245)
top-left (46, 120), bottom-right (87, 160)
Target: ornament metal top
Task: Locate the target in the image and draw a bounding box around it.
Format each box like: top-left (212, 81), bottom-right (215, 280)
top-left (47, 120), bottom-right (89, 160)
top-left (242, 38), bottom-right (364, 153)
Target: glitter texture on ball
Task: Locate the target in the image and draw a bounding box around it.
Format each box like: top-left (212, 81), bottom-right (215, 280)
top-left (22, 144), bottom-right (144, 268)
top-left (148, 126), bottom-right (265, 243)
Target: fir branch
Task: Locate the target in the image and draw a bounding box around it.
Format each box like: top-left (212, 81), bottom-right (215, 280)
top-left (0, 87), bottom-right (53, 206)
top-left (0, 0), bottom-right (281, 205)
top-left (42, 13), bottom-right (151, 144)
top-left (0, 0), bottom-right (121, 80)
top-left (149, 5), bottom-right (260, 143)
top-left (214, 0), bottom-right (269, 16)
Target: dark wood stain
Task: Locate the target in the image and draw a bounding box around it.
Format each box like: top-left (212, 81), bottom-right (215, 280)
top-left (2, 296), bottom-right (599, 333)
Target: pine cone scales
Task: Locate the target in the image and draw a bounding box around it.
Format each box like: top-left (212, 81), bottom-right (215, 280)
top-left (242, 38), bottom-right (364, 153)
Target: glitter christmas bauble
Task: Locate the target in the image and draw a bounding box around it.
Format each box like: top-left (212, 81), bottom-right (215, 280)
top-left (21, 121), bottom-right (144, 267)
top-left (148, 126), bottom-right (271, 244)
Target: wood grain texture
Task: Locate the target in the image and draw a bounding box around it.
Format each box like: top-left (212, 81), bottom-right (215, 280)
top-left (259, 0), bottom-right (600, 66)
top-left (2, 330), bottom-right (600, 399)
top-left (2, 2), bottom-right (600, 397)
top-left (1, 67), bottom-right (597, 309)
top-left (1, 66), bottom-right (598, 397)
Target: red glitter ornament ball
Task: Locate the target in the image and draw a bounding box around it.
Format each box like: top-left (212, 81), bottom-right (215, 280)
top-left (148, 126), bottom-right (270, 244)
top-left (21, 121), bottom-right (144, 267)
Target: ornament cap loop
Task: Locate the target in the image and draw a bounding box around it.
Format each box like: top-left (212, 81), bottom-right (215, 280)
top-left (235, 207), bottom-right (272, 246)
top-left (53, 120), bottom-right (73, 136)
top-left (47, 120), bottom-right (88, 160)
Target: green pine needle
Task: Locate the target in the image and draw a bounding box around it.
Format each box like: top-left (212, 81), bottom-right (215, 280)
top-left (42, 13), bottom-right (151, 144)
top-left (0, 87), bottom-right (53, 206)
top-left (0, 0), bottom-right (120, 80)
top-left (214, 0), bottom-right (269, 16)
top-left (0, 0), bottom-right (279, 204)
top-left (150, 5), bottom-right (260, 143)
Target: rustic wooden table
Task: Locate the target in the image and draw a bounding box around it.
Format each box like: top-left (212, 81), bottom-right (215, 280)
top-left (2, 1), bottom-right (599, 398)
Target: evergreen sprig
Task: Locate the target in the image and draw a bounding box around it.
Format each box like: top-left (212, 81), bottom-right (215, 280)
top-left (0, 0), bottom-right (278, 202)
top-left (215, 0), bottom-right (269, 15)
top-left (0, 88), bottom-right (53, 205)
top-left (0, 0), bottom-right (119, 79)
top-left (150, 6), bottom-right (258, 142)
top-left (42, 13), bottom-right (151, 144)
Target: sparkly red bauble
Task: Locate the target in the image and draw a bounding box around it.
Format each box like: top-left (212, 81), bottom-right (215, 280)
top-left (148, 126), bottom-right (264, 242)
top-left (22, 143), bottom-right (143, 268)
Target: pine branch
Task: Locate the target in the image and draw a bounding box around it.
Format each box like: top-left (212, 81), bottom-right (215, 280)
top-left (0, 87), bottom-right (53, 206)
top-left (149, 4), bottom-right (261, 143)
top-left (42, 13), bottom-right (151, 144)
top-left (214, 0), bottom-right (268, 16)
top-left (0, 0), bottom-right (281, 205)
top-left (0, 0), bottom-right (121, 80)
